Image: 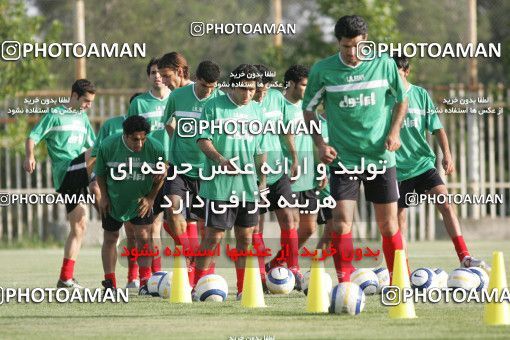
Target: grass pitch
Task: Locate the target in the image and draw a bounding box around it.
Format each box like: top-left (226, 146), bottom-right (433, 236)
top-left (0, 240), bottom-right (509, 339)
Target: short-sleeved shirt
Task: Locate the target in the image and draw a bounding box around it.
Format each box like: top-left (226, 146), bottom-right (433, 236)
top-left (127, 90), bottom-right (170, 131)
top-left (396, 84), bottom-right (443, 181)
top-left (198, 94), bottom-right (265, 203)
top-left (302, 53), bottom-right (406, 170)
top-left (163, 84), bottom-right (221, 178)
top-left (282, 98), bottom-right (316, 193)
top-left (94, 133), bottom-right (165, 222)
top-left (29, 105), bottom-right (95, 190)
top-left (317, 114), bottom-right (330, 199)
top-left (91, 115), bottom-right (125, 157)
top-left (257, 88), bottom-right (286, 186)
top-left (148, 129), bottom-right (170, 162)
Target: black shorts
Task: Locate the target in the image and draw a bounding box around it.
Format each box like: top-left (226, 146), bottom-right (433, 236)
top-left (102, 212), bottom-right (155, 232)
top-left (56, 152), bottom-right (90, 214)
top-left (398, 168), bottom-right (444, 208)
top-left (330, 166), bottom-right (399, 204)
top-left (163, 165), bottom-right (204, 220)
top-left (317, 206), bottom-right (333, 225)
top-left (152, 185), bottom-right (167, 217)
top-left (204, 199), bottom-right (259, 230)
top-left (260, 175), bottom-right (294, 214)
top-left (294, 189), bottom-right (319, 215)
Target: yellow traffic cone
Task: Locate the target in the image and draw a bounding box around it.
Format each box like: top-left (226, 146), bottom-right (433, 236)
top-left (484, 251), bottom-right (510, 325)
top-left (306, 250), bottom-right (329, 313)
top-left (170, 245), bottom-right (192, 303)
top-left (389, 249), bottom-right (417, 319)
top-left (241, 245), bottom-right (266, 308)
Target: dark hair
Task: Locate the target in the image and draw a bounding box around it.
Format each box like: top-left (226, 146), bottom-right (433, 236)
top-left (284, 65), bottom-right (309, 85)
top-left (334, 15), bottom-right (368, 40)
top-left (71, 79), bottom-right (95, 98)
top-left (393, 56), bottom-right (410, 71)
top-left (254, 64), bottom-right (274, 85)
top-left (196, 60), bottom-right (221, 83)
top-left (123, 115), bottom-right (151, 135)
top-left (146, 57), bottom-right (160, 76)
top-left (129, 92), bottom-right (144, 104)
top-left (157, 52), bottom-right (190, 79)
top-left (229, 64), bottom-right (260, 86)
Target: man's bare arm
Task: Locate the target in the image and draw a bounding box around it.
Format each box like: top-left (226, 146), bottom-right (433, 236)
top-left (385, 99), bottom-right (408, 151)
top-left (434, 128), bottom-right (455, 175)
top-left (24, 138), bottom-right (36, 173)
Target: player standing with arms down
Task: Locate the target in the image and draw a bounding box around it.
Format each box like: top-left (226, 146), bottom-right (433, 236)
top-left (94, 115), bottom-right (166, 294)
top-left (393, 56), bottom-right (489, 270)
top-left (193, 64), bottom-right (267, 299)
top-left (24, 79), bottom-right (97, 288)
top-left (303, 15), bottom-right (409, 282)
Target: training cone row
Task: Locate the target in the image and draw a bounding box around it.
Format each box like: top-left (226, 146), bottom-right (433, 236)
top-left (484, 251), bottom-right (510, 326)
top-left (306, 250), bottom-right (329, 313)
top-left (169, 245), bottom-right (192, 303)
top-left (241, 245), bottom-right (266, 308)
top-left (389, 249), bottom-right (417, 319)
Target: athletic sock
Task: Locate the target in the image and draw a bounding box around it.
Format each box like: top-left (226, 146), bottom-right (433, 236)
top-left (105, 272), bottom-right (117, 288)
top-left (128, 259), bottom-right (139, 282)
top-left (59, 258), bottom-right (75, 281)
top-left (382, 230), bottom-right (404, 284)
top-left (139, 266), bottom-right (152, 287)
top-left (236, 267), bottom-right (245, 294)
top-left (280, 228), bottom-right (299, 269)
top-left (252, 232), bottom-right (267, 280)
top-left (151, 256), bottom-right (162, 273)
top-left (331, 231), bottom-right (355, 282)
top-left (187, 221), bottom-right (199, 253)
top-left (451, 235), bottom-right (470, 262)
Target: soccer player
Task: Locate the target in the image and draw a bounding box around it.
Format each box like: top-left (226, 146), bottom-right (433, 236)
top-left (162, 60), bottom-right (222, 285)
top-left (94, 115), bottom-right (166, 294)
top-left (24, 79), bottom-right (96, 289)
top-left (90, 92), bottom-right (143, 289)
top-left (303, 15), bottom-right (409, 283)
top-left (157, 51), bottom-right (193, 91)
top-left (193, 64), bottom-right (267, 299)
top-left (127, 58), bottom-right (170, 274)
top-left (251, 64), bottom-right (299, 291)
top-left (393, 56), bottom-right (489, 270)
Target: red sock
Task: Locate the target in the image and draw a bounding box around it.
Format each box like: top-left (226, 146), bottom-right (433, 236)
top-left (252, 232), bottom-right (267, 280)
top-left (382, 230), bottom-right (404, 284)
top-left (194, 266), bottom-right (207, 287)
top-left (280, 228), bottom-right (299, 269)
top-left (139, 266), bottom-right (152, 286)
top-left (331, 231), bottom-right (355, 282)
top-left (105, 272), bottom-right (117, 288)
top-left (187, 221), bottom-right (199, 253)
top-left (188, 261), bottom-right (196, 288)
top-left (451, 235), bottom-right (470, 262)
top-left (236, 267), bottom-right (245, 294)
top-left (59, 258), bottom-right (75, 281)
top-left (151, 257), bottom-right (162, 273)
top-left (205, 261), bottom-right (216, 275)
top-left (174, 232), bottom-right (191, 253)
top-left (128, 259), bottom-right (139, 282)
top-left (162, 220), bottom-right (175, 239)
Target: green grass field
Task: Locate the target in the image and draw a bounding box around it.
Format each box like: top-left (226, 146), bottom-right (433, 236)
top-left (1, 240), bottom-right (509, 339)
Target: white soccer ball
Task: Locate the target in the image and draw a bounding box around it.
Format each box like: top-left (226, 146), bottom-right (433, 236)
top-left (147, 271), bottom-right (170, 297)
top-left (301, 270), bottom-right (333, 297)
top-left (158, 272), bottom-right (173, 299)
top-left (447, 268), bottom-right (481, 291)
top-left (410, 268), bottom-right (437, 290)
top-left (194, 274), bottom-right (229, 301)
top-left (329, 282), bottom-right (366, 315)
top-left (372, 267), bottom-right (390, 294)
top-left (350, 268), bottom-right (379, 295)
top-left (468, 267), bottom-right (489, 291)
top-left (432, 268), bottom-right (448, 288)
top-left (266, 267), bottom-right (295, 295)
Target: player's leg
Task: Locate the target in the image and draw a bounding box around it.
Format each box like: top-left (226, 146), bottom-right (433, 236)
top-left (330, 200), bottom-right (356, 282)
top-left (193, 226), bottom-right (224, 288)
top-left (150, 214), bottom-right (163, 273)
top-left (132, 221), bottom-right (154, 295)
top-left (316, 214), bottom-right (333, 250)
top-left (100, 214), bottom-right (122, 290)
top-left (253, 215), bottom-right (268, 291)
top-left (88, 177), bottom-right (101, 213)
top-left (166, 195), bottom-right (190, 249)
top-left (58, 203), bottom-right (87, 288)
top-left (234, 224), bottom-right (255, 298)
top-left (397, 207), bottom-right (408, 255)
top-left (124, 222), bottom-right (139, 288)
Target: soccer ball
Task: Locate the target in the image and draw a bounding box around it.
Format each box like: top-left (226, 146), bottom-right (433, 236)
top-left (447, 268), bottom-right (481, 291)
top-left (432, 268), bottom-right (448, 288)
top-left (266, 267), bottom-right (295, 295)
top-left (350, 268), bottom-right (379, 295)
top-left (147, 271), bottom-right (170, 297)
top-left (410, 268), bottom-right (436, 290)
top-left (372, 267), bottom-right (390, 294)
top-left (329, 282), bottom-right (366, 315)
top-left (468, 267), bottom-right (489, 291)
top-left (158, 272), bottom-right (173, 299)
top-left (301, 270), bottom-right (333, 297)
top-left (194, 274), bottom-right (229, 301)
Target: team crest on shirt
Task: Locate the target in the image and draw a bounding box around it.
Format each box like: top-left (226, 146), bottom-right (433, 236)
top-left (346, 74), bottom-right (365, 82)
